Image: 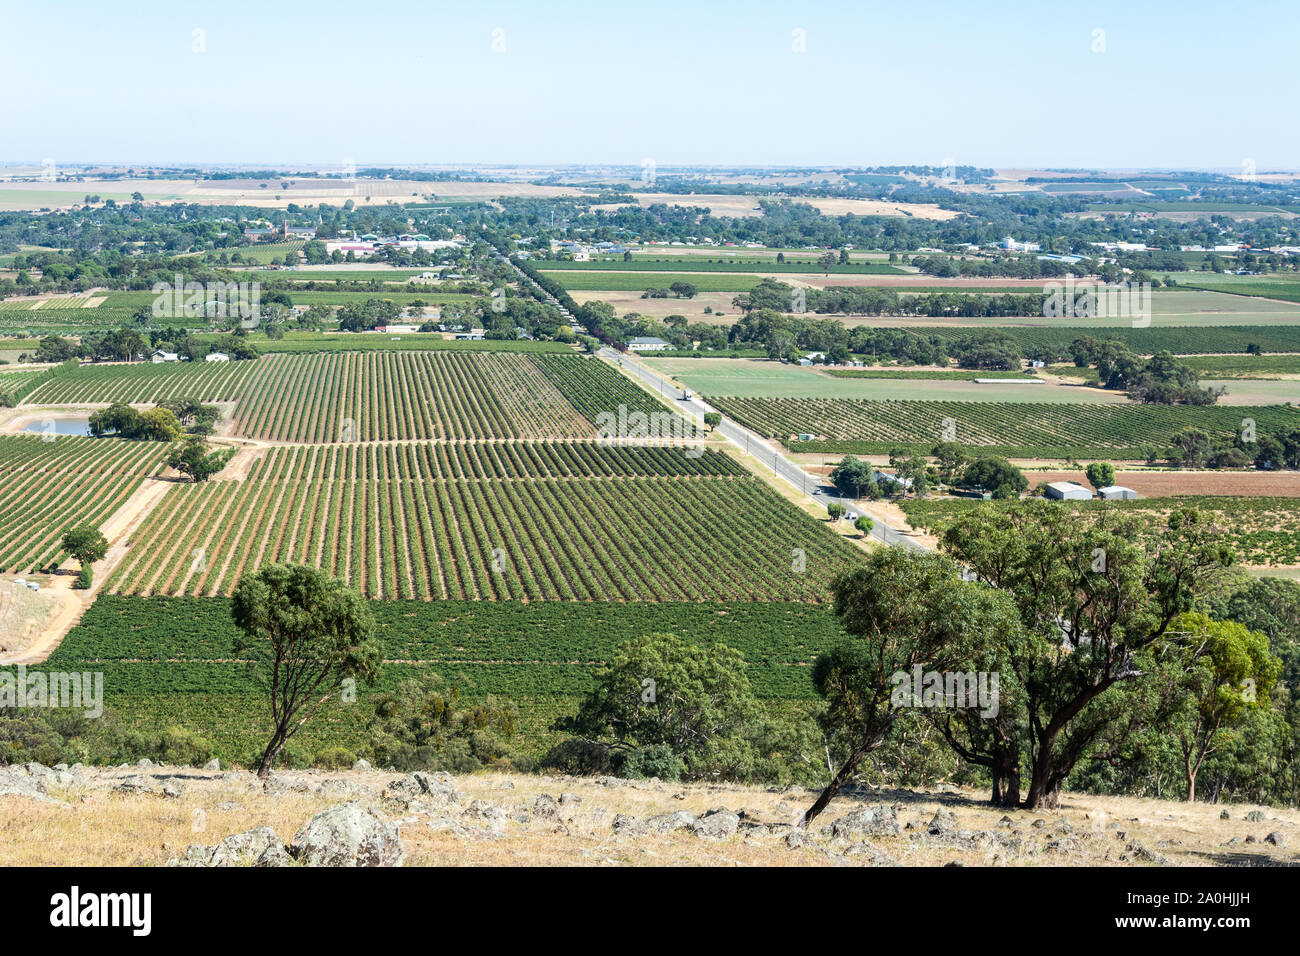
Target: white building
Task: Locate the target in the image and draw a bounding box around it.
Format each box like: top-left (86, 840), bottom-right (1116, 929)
top-left (1098, 485), bottom-right (1139, 500)
top-left (204, 351), bottom-right (230, 362)
top-left (1045, 481), bottom-right (1093, 501)
top-left (152, 350), bottom-right (179, 363)
top-left (627, 336), bottom-right (670, 352)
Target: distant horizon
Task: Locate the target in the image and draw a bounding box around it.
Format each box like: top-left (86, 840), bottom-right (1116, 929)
top-left (1, 162), bottom-right (1296, 175)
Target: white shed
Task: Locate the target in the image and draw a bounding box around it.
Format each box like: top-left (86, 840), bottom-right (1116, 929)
top-left (205, 351), bottom-right (230, 362)
top-left (1045, 481), bottom-right (1094, 501)
top-left (1098, 485), bottom-right (1138, 500)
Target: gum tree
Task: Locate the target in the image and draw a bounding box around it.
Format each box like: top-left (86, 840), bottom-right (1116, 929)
top-left (232, 564), bottom-right (380, 778)
top-left (804, 548), bottom-right (1023, 824)
top-left (940, 500), bottom-right (1233, 809)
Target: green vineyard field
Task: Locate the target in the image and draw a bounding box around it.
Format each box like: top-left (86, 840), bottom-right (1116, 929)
top-left (24, 352), bottom-right (671, 443)
top-left (0, 435), bottom-right (168, 572)
top-left (105, 441), bottom-right (860, 601)
top-left (709, 397), bottom-right (1300, 459)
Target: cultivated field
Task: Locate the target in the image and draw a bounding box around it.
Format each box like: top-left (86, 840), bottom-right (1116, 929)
top-left (24, 352), bottom-right (670, 443)
top-left (105, 442), bottom-right (861, 602)
top-left (709, 397), bottom-right (1300, 459)
top-left (0, 435), bottom-right (167, 574)
top-left (645, 358), bottom-right (1126, 403)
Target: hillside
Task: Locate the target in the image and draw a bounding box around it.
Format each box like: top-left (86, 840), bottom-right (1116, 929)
top-left (1, 762), bottom-right (1295, 867)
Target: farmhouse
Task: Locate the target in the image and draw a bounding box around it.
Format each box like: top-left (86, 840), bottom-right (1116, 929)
top-left (1044, 481), bottom-right (1093, 501)
top-left (151, 350), bottom-right (179, 363)
top-left (204, 351), bottom-right (229, 362)
top-left (874, 470), bottom-right (913, 491)
top-left (627, 336), bottom-right (670, 353)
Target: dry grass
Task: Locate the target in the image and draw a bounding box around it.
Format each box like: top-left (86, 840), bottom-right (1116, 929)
top-left (2, 766), bottom-right (1296, 867)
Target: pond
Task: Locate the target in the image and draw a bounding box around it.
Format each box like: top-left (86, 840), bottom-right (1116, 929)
top-left (20, 417), bottom-right (92, 437)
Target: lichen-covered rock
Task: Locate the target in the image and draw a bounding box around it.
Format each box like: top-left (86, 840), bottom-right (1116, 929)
top-left (692, 809), bottom-right (740, 839)
top-left (290, 804), bottom-right (402, 867)
top-left (825, 804), bottom-right (901, 840)
top-left (209, 827), bottom-right (284, 867)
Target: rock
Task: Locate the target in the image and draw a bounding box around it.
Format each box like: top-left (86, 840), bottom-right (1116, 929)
top-left (1245, 810), bottom-right (1265, 823)
top-left (531, 794), bottom-right (559, 819)
top-left (558, 792), bottom-right (581, 806)
top-left (825, 804), bottom-right (901, 840)
top-left (842, 840), bottom-right (896, 864)
top-left (463, 800), bottom-right (507, 830)
top-left (203, 759), bottom-right (221, 772)
top-left (162, 783), bottom-right (181, 799)
top-left (784, 829), bottom-right (807, 849)
top-left (997, 815), bottom-right (1014, 828)
top-left (611, 814), bottom-right (645, 835)
top-left (1124, 840), bottom-right (1168, 865)
top-left (1220, 809), bottom-right (1230, 820)
top-left (262, 775), bottom-right (309, 796)
top-left (496, 780), bottom-right (515, 791)
top-left (1264, 832), bottom-right (1286, 847)
top-left (691, 809), bottom-right (740, 839)
top-left (1244, 835), bottom-right (1257, 844)
top-left (113, 776), bottom-right (158, 795)
top-left (215, 802), bottom-right (242, 812)
top-left (314, 779), bottom-right (373, 801)
top-left (508, 807), bottom-right (530, 824)
top-left (290, 804), bottom-right (402, 867)
top-left (927, 807), bottom-right (957, 835)
top-left (168, 844), bottom-right (215, 867)
top-left (645, 811), bottom-right (697, 834)
top-left (254, 843), bottom-right (295, 867)
top-left (351, 759), bottom-right (372, 771)
top-left (136, 758), bottom-right (154, 769)
top-left (209, 827), bottom-right (284, 867)
top-left (1031, 819), bottom-right (1047, 829)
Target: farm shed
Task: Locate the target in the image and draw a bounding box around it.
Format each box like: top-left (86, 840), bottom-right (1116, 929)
top-left (1045, 481), bottom-right (1094, 501)
top-left (1098, 486), bottom-right (1139, 500)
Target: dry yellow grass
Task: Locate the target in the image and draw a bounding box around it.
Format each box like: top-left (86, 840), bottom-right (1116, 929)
top-left (2, 767), bottom-right (1295, 867)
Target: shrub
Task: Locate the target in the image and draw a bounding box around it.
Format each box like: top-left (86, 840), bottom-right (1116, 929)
top-left (314, 746), bottom-right (358, 770)
top-left (619, 743), bottom-right (685, 781)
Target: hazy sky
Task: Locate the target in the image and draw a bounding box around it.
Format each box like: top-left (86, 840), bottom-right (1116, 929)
top-left (2, 0), bottom-right (1295, 170)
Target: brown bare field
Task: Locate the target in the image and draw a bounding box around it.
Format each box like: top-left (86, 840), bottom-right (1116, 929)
top-left (0, 177), bottom-right (587, 211)
top-left (1031, 470), bottom-right (1300, 498)
top-left (570, 289), bottom-right (737, 321)
top-left (3, 767), bottom-right (1294, 867)
top-left (799, 275), bottom-right (1053, 289)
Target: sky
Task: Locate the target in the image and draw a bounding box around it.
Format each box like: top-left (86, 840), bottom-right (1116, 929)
top-left (1, 0), bottom-right (1296, 171)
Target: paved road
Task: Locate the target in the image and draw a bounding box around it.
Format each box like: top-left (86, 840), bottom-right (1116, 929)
top-left (599, 348), bottom-right (930, 553)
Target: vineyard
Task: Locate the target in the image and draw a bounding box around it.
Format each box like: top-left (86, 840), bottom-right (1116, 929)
top-left (24, 352), bottom-right (671, 443)
top-left (106, 441), bottom-right (860, 601)
top-left (899, 496), bottom-right (1300, 567)
top-left (920, 325), bottom-right (1300, 356)
top-left (709, 397), bottom-right (1300, 459)
top-left (0, 435), bottom-right (167, 572)
top-left (37, 596), bottom-right (842, 760)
